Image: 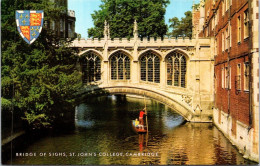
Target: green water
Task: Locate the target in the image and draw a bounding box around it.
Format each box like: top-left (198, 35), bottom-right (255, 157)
top-left (6, 95), bottom-right (255, 165)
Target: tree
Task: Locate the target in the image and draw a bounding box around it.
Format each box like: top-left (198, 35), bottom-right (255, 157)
top-left (1, 0), bottom-right (82, 130)
top-left (88, 0), bottom-right (170, 39)
top-left (168, 11), bottom-right (193, 38)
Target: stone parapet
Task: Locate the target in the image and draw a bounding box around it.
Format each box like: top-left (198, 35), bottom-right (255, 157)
top-left (71, 37), bottom-right (211, 49)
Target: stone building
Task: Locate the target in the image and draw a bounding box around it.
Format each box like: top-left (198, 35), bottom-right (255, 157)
top-left (48, 0), bottom-right (76, 39)
top-left (72, 20), bottom-right (215, 123)
top-left (194, 0), bottom-right (259, 162)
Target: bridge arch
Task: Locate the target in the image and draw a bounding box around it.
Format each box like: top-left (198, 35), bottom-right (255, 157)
top-left (79, 49), bottom-right (103, 59)
top-left (108, 49), bottom-right (133, 60)
top-left (86, 86), bottom-right (195, 121)
top-left (165, 48), bottom-right (190, 60)
top-left (138, 49), bottom-right (163, 60)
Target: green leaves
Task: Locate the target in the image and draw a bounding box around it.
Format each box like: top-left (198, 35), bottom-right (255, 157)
top-left (23, 112), bottom-right (50, 130)
top-left (1, 98), bottom-right (12, 112)
top-left (168, 11), bottom-right (193, 38)
top-left (88, 0), bottom-right (169, 38)
top-left (1, 0), bottom-right (82, 130)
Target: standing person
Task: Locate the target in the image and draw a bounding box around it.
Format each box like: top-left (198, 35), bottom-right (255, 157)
top-left (139, 109), bottom-right (146, 129)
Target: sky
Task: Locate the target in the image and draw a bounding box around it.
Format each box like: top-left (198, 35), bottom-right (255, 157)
top-left (68, 0), bottom-right (200, 39)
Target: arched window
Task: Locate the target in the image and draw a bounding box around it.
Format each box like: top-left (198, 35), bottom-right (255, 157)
top-left (110, 51), bottom-right (130, 80)
top-left (81, 51), bottom-right (101, 83)
top-left (166, 51), bottom-right (187, 88)
top-left (140, 51), bottom-right (160, 83)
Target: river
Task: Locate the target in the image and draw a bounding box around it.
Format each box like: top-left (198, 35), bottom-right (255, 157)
top-left (6, 95), bottom-right (255, 165)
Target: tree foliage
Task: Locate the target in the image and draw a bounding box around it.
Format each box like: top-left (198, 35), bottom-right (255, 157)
top-left (88, 0), bottom-right (170, 39)
top-left (1, 0), bottom-right (82, 130)
top-left (168, 11), bottom-right (192, 38)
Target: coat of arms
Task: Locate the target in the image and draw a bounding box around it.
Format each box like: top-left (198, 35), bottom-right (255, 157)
top-left (15, 10), bottom-right (44, 44)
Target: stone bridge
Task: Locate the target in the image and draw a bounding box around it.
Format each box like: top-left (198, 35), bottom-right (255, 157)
top-left (71, 21), bottom-right (215, 122)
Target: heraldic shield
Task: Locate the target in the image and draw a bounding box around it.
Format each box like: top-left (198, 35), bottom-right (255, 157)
top-left (16, 10), bottom-right (44, 44)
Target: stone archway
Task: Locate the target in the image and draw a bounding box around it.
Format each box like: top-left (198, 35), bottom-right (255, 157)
top-left (81, 85), bottom-right (196, 121)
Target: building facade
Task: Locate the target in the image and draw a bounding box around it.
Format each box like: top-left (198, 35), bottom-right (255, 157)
top-left (72, 20), bottom-right (215, 123)
top-left (49, 0), bottom-right (76, 39)
top-left (194, 0), bottom-right (259, 162)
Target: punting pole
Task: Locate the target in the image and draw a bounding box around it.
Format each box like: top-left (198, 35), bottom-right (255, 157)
top-left (144, 94), bottom-right (148, 132)
top-left (144, 94), bottom-right (149, 147)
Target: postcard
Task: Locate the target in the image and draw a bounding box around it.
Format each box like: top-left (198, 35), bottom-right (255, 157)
top-left (1, 0), bottom-right (259, 165)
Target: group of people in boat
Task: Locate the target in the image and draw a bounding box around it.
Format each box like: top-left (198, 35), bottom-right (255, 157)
top-left (134, 108), bottom-right (146, 129)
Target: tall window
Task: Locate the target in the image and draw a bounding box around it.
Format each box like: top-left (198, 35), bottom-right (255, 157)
top-left (238, 16), bottom-right (241, 42)
top-left (230, 25), bottom-right (232, 47)
top-left (51, 21), bottom-right (55, 30)
top-left (140, 51), bottom-right (160, 83)
top-left (244, 62), bottom-right (249, 91)
top-left (229, 66), bottom-right (231, 89)
top-left (68, 24), bottom-right (71, 32)
top-left (236, 64), bottom-right (241, 90)
top-left (222, 68), bottom-right (224, 88)
top-left (110, 51), bottom-right (130, 80)
top-left (81, 51), bottom-right (101, 83)
top-left (244, 9), bottom-right (249, 39)
top-left (60, 19), bottom-right (64, 32)
top-left (225, 67), bottom-right (228, 89)
top-left (225, 0), bottom-right (229, 11)
top-left (215, 38), bottom-right (218, 55)
top-left (216, 10), bottom-right (219, 27)
top-left (166, 51), bottom-right (187, 88)
top-left (222, 32), bottom-right (224, 52)
top-left (225, 28), bottom-right (229, 50)
top-left (222, 1), bottom-right (225, 16)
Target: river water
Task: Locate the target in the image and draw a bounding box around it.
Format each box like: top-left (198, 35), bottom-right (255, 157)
top-left (7, 95), bottom-right (255, 165)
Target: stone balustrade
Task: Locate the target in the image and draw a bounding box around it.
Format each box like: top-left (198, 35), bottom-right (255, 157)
top-left (70, 37), bottom-right (211, 48)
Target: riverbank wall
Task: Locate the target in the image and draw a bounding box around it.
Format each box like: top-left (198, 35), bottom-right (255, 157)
top-left (213, 108), bottom-right (259, 163)
top-left (1, 130), bottom-right (27, 163)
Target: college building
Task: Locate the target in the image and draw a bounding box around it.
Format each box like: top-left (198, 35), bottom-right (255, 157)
top-left (193, 0), bottom-right (259, 162)
top-left (48, 0), bottom-right (76, 39)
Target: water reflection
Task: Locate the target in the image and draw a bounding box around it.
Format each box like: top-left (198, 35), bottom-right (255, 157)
top-left (6, 95), bottom-right (255, 165)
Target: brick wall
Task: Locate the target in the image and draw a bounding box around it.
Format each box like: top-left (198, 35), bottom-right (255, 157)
top-left (202, 0), bottom-right (251, 127)
top-left (197, 0), bottom-right (259, 162)
top-left (192, 9), bottom-right (200, 37)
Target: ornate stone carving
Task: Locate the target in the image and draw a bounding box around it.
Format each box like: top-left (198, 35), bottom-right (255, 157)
top-left (103, 20), bottom-right (110, 39)
top-left (133, 20), bottom-right (138, 39)
top-left (160, 49), bottom-right (168, 53)
top-left (104, 20), bottom-right (108, 37)
top-left (200, 0), bottom-right (205, 8)
top-left (182, 95), bottom-right (192, 106)
top-left (107, 23), bottom-right (110, 39)
top-left (134, 20), bottom-right (138, 33)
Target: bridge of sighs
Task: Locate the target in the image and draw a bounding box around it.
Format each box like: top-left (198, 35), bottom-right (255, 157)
top-left (71, 21), bottom-right (215, 122)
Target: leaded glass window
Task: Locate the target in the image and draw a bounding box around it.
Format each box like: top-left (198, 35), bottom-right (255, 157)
top-left (81, 51), bottom-right (101, 83)
top-left (166, 51), bottom-right (187, 88)
top-left (140, 51), bottom-right (160, 83)
top-left (110, 51), bottom-right (130, 80)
